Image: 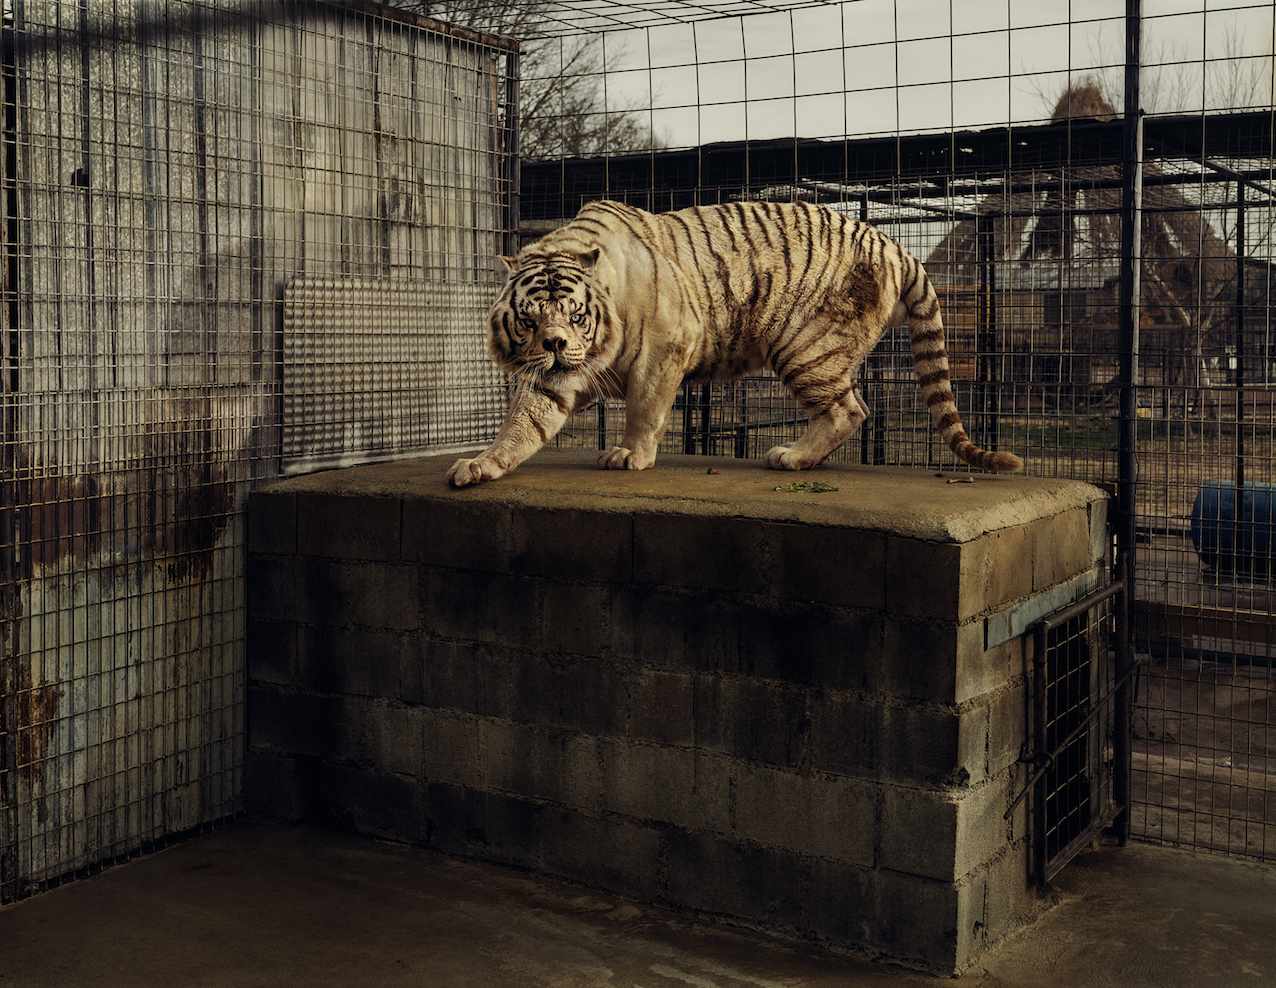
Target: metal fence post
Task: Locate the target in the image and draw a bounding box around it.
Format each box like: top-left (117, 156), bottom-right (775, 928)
top-left (1114, 0), bottom-right (1144, 847)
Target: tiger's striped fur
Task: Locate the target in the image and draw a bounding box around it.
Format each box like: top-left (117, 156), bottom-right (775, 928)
top-left (446, 199), bottom-right (1022, 487)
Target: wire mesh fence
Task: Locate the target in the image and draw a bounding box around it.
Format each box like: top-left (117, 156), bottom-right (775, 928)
top-left (1, 0), bottom-right (517, 901)
top-left (527, 122), bottom-right (1276, 860)
top-left (511, 1), bottom-right (1276, 864)
top-left (1, 0), bottom-right (1273, 903)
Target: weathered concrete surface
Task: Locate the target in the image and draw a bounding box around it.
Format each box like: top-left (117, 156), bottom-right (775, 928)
top-left (0, 821), bottom-right (1272, 988)
top-left (272, 448), bottom-right (1101, 544)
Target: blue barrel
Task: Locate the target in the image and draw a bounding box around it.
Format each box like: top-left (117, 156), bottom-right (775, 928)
top-left (1190, 481), bottom-right (1276, 573)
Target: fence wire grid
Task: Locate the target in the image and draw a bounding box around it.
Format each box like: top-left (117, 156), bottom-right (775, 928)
top-left (1, 0), bottom-right (1274, 903)
top-left (514, 0), bottom-right (1275, 866)
top-left (1, 0), bottom-right (516, 902)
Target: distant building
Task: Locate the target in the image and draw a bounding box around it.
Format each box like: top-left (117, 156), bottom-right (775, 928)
top-left (925, 85), bottom-right (1248, 410)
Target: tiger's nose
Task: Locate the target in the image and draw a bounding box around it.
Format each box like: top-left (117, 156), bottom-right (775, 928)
top-left (542, 334), bottom-right (568, 353)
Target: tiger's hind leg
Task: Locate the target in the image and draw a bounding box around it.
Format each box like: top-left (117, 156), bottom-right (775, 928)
top-left (764, 383), bottom-right (869, 471)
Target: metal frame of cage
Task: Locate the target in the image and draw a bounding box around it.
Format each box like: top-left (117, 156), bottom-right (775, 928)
top-left (521, 12), bottom-right (1275, 865)
top-left (2, 0), bottom-right (1273, 907)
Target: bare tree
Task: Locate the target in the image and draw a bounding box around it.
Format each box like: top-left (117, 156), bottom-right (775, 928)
top-left (391, 1), bottom-right (661, 159)
top-left (1071, 16), bottom-right (1274, 116)
top-left (1205, 21), bottom-right (1275, 112)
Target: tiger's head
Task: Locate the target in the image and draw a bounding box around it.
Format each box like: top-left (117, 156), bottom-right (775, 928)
top-left (488, 246), bottom-right (613, 380)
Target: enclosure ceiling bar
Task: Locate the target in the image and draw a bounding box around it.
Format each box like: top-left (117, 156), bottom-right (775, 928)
top-left (325, 0), bottom-right (521, 48)
top-left (426, 0), bottom-right (1136, 37)
top-left (805, 167), bottom-right (1275, 203)
top-left (795, 180), bottom-right (983, 221)
top-left (630, 167), bottom-right (1270, 218)
top-left (1150, 130), bottom-right (1276, 200)
top-left (426, 0), bottom-right (839, 36)
top-left (7, 1), bottom-right (521, 53)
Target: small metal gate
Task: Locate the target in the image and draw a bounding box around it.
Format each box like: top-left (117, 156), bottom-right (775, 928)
top-left (1007, 565), bottom-right (1138, 883)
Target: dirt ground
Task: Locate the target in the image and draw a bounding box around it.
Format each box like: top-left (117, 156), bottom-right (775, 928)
top-left (1131, 660), bottom-right (1275, 860)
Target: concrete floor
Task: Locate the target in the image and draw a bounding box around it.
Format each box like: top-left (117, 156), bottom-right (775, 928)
top-left (1, 821), bottom-right (1273, 987)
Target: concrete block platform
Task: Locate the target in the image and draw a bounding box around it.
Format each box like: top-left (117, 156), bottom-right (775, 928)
top-left (246, 450), bottom-right (1111, 973)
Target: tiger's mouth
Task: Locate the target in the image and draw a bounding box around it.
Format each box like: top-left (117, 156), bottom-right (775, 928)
top-left (514, 350), bottom-right (586, 378)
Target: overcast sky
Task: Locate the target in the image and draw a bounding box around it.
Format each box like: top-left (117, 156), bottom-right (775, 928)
top-left (529, 0), bottom-right (1276, 148)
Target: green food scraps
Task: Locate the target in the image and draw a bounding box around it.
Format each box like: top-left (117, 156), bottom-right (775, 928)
top-left (773, 481), bottom-right (839, 493)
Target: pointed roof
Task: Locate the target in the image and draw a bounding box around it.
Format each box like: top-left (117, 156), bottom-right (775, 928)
top-left (925, 85), bottom-right (1236, 335)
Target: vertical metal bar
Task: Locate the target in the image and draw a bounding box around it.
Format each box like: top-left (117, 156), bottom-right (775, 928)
top-left (698, 381), bottom-right (711, 455)
top-left (872, 359), bottom-right (886, 466)
top-left (859, 192), bottom-right (882, 466)
top-left (859, 388), bottom-right (869, 464)
top-left (0, 6), bottom-right (14, 903)
top-left (1112, 554), bottom-right (1132, 846)
top-left (1234, 181), bottom-right (1245, 495)
top-left (77, 0), bottom-right (99, 392)
top-left (1114, 0), bottom-right (1143, 847)
top-left (858, 194), bottom-right (870, 485)
top-left (682, 384), bottom-right (695, 455)
top-left (1033, 621), bottom-right (1049, 883)
top-left (976, 213), bottom-right (999, 455)
top-left (506, 47), bottom-right (521, 260)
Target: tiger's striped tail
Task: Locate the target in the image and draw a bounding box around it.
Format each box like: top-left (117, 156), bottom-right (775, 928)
top-left (903, 267), bottom-right (1023, 474)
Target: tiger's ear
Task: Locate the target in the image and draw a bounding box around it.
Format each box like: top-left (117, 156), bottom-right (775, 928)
top-left (498, 255), bottom-right (520, 276)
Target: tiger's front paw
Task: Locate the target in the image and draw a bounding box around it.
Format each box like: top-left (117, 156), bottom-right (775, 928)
top-left (596, 446), bottom-right (654, 471)
top-left (764, 445), bottom-right (814, 471)
top-left (446, 456), bottom-right (507, 488)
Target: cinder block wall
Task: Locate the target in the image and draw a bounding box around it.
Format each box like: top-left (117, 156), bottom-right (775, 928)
top-left (246, 451), bottom-right (1109, 974)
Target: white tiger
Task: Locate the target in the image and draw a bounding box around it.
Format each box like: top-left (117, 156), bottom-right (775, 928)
top-left (447, 199), bottom-right (1022, 487)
